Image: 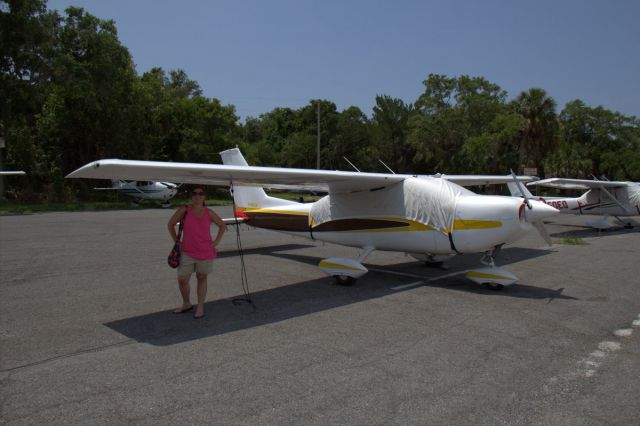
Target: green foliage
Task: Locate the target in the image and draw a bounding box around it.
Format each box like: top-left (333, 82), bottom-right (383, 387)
top-left (513, 88), bottom-right (558, 176)
top-left (549, 100), bottom-right (640, 180)
top-left (408, 74), bottom-right (510, 173)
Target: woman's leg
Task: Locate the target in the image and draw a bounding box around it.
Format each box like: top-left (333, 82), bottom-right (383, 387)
top-left (195, 272), bottom-right (208, 317)
top-left (174, 274), bottom-right (192, 312)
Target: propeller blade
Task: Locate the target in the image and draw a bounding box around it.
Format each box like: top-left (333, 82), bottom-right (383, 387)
top-left (510, 169), bottom-right (532, 209)
top-left (533, 221), bottom-right (553, 246)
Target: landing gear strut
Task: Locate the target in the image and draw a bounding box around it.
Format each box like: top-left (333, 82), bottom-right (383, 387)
top-left (466, 244), bottom-right (517, 289)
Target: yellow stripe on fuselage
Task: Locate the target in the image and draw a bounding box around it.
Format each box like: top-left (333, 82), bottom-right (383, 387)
top-left (238, 207), bottom-right (310, 216)
top-left (449, 219), bottom-right (502, 231)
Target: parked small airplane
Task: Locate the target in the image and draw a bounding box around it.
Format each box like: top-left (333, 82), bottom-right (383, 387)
top-left (94, 179), bottom-right (178, 208)
top-left (67, 149), bottom-right (558, 288)
top-left (508, 178), bottom-right (640, 229)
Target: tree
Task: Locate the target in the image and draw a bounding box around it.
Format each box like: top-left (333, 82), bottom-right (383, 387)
top-left (282, 100), bottom-right (338, 169)
top-left (408, 74), bottom-right (510, 174)
top-left (240, 107), bottom-right (299, 166)
top-left (549, 100), bottom-right (640, 180)
top-left (1, 0), bottom-right (59, 190)
top-left (36, 6), bottom-right (139, 184)
top-left (371, 95), bottom-right (412, 172)
top-left (325, 106), bottom-right (370, 171)
top-left (461, 110), bottom-right (524, 174)
top-left (513, 88), bottom-right (558, 176)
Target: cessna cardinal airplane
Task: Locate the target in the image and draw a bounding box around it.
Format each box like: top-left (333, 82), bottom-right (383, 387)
top-left (508, 178), bottom-right (640, 229)
top-left (94, 179), bottom-right (178, 208)
top-left (67, 149), bottom-right (558, 287)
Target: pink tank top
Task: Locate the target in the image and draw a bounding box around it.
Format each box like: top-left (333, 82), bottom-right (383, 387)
top-left (182, 206), bottom-right (217, 260)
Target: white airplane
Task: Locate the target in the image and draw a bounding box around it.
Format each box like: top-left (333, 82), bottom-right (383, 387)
top-left (94, 179), bottom-right (178, 208)
top-left (67, 149), bottom-right (558, 288)
top-left (508, 178), bottom-right (640, 229)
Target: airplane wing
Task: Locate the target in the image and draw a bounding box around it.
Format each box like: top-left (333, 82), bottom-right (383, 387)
top-left (66, 159), bottom-right (407, 194)
top-left (431, 174), bottom-right (538, 186)
top-left (0, 171), bottom-right (26, 176)
top-left (527, 178), bottom-right (631, 190)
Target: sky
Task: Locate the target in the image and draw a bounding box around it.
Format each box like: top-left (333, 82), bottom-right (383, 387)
top-left (46, 0), bottom-right (640, 121)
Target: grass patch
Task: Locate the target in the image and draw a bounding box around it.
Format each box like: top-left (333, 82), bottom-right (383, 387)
top-left (554, 237), bottom-right (589, 245)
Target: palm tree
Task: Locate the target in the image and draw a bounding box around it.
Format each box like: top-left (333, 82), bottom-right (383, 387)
top-left (514, 88), bottom-right (558, 177)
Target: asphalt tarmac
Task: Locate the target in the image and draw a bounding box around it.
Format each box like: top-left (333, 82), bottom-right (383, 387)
top-left (1, 207), bottom-right (639, 425)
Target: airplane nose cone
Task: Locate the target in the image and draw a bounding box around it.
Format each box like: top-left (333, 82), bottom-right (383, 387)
top-left (525, 200), bottom-right (558, 222)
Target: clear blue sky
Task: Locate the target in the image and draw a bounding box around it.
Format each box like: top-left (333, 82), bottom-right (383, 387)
top-left (47, 0), bottom-right (640, 121)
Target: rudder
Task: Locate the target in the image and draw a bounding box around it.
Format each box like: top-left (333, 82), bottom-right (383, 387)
top-left (220, 148), bottom-right (296, 208)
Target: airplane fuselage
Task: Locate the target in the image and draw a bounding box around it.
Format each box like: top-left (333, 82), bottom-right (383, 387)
top-left (115, 181), bottom-right (178, 201)
top-left (236, 178), bottom-right (556, 256)
top-left (536, 184), bottom-right (640, 217)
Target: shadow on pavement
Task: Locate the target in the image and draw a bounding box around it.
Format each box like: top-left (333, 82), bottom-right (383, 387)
top-left (105, 246), bottom-right (576, 346)
top-left (550, 225), bottom-right (638, 239)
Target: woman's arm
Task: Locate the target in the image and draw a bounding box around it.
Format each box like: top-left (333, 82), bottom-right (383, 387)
top-left (208, 208), bottom-right (226, 247)
top-left (167, 206), bottom-right (186, 243)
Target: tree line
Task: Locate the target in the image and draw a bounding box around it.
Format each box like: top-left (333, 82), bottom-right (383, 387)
top-left (2, 1), bottom-right (639, 201)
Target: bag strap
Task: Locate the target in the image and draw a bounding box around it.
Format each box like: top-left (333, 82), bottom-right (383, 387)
top-left (176, 206), bottom-right (188, 242)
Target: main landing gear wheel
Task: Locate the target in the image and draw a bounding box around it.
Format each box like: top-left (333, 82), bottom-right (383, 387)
top-left (334, 275), bottom-right (356, 286)
top-left (482, 282), bottom-right (505, 291)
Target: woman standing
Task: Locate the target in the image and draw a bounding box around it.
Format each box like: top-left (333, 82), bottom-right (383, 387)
top-left (167, 186), bottom-right (225, 319)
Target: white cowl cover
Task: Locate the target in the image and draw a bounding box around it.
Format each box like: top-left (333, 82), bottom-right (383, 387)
top-left (310, 176), bottom-right (471, 234)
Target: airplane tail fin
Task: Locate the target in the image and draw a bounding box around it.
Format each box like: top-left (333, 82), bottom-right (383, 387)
top-left (507, 181), bottom-right (536, 200)
top-left (220, 148), bottom-right (296, 208)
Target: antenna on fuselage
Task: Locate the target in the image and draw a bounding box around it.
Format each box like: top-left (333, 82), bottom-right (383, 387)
top-left (343, 157), bottom-right (361, 172)
top-left (378, 159), bottom-right (395, 174)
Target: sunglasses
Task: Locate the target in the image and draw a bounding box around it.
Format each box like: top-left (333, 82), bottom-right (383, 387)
top-left (192, 191), bottom-right (205, 196)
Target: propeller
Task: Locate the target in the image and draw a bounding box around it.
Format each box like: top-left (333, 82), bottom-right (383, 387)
top-left (510, 170), bottom-right (555, 246)
top-left (159, 182), bottom-right (178, 189)
top-left (510, 169), bottom-right (532, 210)
top-left (532, 221), bottom-right (553, 246)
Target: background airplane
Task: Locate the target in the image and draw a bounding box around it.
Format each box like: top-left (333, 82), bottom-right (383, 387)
top-left (68, 149), bottom-right (557, 288)
top-left (508, 178), bottom-right (639, 229)
top-left (94, 179), bottom-right (178, 208)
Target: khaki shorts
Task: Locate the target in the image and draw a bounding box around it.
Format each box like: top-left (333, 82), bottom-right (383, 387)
top-left (178, 253), bottom-right (214, 277)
